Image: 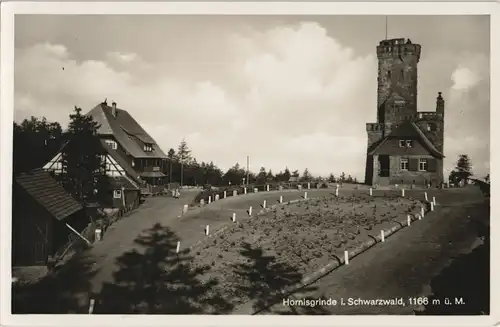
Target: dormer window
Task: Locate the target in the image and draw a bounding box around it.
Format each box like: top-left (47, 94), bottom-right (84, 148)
top-left (105, 139), bottom-right (117, 150)
top-left (144, 143), bottom-right (153, 152)
top-left (399, 140), bottom-right (413, 148)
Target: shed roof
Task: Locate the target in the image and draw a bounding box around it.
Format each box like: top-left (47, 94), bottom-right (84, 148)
top-left (15, 169), bottom-right (83, 221)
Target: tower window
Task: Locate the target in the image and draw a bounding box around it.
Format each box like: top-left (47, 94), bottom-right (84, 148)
top-left (400, 157), bottom-right (409, 171)
top-left (419, 158), bottom-right (428, 172)
top-left (387, 70), bottom-right (392, 78)
top-left (427, 123), bottom-right (437, 132)
top-left (399, 140), bottom-right (406, 148)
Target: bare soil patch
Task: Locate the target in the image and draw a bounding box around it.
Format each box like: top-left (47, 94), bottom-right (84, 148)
top-left (182, 193), bottom-right (423, 312)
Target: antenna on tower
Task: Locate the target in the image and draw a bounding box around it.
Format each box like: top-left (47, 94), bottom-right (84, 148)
top-left (385, 16), bottom-right (388, 40)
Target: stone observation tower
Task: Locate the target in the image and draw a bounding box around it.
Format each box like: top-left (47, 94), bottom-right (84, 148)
top-left (365, 38), bottom-right (445, 187)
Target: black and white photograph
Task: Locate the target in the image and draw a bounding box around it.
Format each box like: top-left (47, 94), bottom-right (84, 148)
top-left (0, 2), bottom-right (497, 325)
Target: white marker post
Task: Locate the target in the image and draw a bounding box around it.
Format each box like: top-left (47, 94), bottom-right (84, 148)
top-left (176, 241), bottom-right (180, 253)
top-left (244, 187), bottom-right (247, 195)
top-left (431, 202), bottom-right (434, 212)
top-left (233, 190), bottom-right (238, 197)
top-left (200, 199), bottom-right (205, 206)
top-left (335, 187), bottom-right (339, 197)
top-left (421, 206), bottom-right (425, 217)
top-left (424, 192), bottom-right (428, 201)
top-left (205, 225), bottom-right (210, 236)
top-left (88, 299), bottom-right (95, 314)
top-left (182, 204), bottom-right (188, 215)
top-left (433, 196), bottom-right (436, 206)
top-left (223, 191), bottom-right (227, 199)
top-left (402, 188), bottom-right (405, 197)
top-left (307, 182), bottom-right (311, 190)
top-left (215, 194), bottom-right (220, 201)
top-left (344, 250), bottom-right (349, 265)
top-left (370, 188), bottom-right (373, 196)
top-left (232, 212), bottom-right (236, 222)
top-left (381, 230), bottom-right (385, 242)
top-left (407, 215), bottom-right (411, 226)
top-left (208, 196), bottom-right (212, 204)
top-left (304, 192), bottom-right (308, 199)
top-left (248, 206), bottom-right (252, 216)
top-left (417, 213), bottom-right (422, 220)
top-left (267, 184), bottom-right (270, 192)
top-left (263, 200), bottom-right (267, 209)
top-left (395, 184), bottom-right (399, 189)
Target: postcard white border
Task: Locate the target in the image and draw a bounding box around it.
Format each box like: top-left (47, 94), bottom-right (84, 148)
top-left (1, 1), bottom-right (498, 327)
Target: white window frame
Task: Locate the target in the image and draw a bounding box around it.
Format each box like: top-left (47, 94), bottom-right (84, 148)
top-left (399, 140), bottom-right (405, 148)
top-left (419, 158), bottom-right (428, 172)
top-left (406, 140), bottom-right (413, 148)
top-left (113, 189), bottom-right (122, 199)
top-left (144, 144), bottom-right (153, 152)
top-left (105, 140), bottom-right (117, 150)
top-left (400, 157), bottom-right (409, 171)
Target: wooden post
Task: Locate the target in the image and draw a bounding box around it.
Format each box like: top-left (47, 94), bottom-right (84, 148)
top-left (407, 215), bottom-right (411, 226)
top-left (65, 223), bottom-right (91, 245)
top-left (344, 250), bottom-right (349, 265)
top-left (248, 206), bottom-right (253, 216)
top-left (369, 188), bottom-right (373, 196)
top-left (279, 195), bottom-right (283, 204)
top-left (176, 241), bottom-right (180, 253)
top-left (381, 230), bottom-right (385, 242)
top-left (205, 225), bottom-right (210, 236)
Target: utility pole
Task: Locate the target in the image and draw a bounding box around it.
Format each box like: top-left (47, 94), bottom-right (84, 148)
top-left (385, 16), bottom-right (388, 40)
top-left (181, 160), bottom-right (184, 187)
top-left (246, 155), bottom-right (250, 186)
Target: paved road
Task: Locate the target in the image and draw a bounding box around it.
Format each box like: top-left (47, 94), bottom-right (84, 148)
top-left (257, 187), bottom-right (489, 315)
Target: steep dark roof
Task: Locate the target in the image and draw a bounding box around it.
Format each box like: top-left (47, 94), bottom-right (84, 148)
top-left (99, 139), bottom-right (143, 186)
top-left (369, 120), bottom-right (444, 158)
top-left (15, 170), bottom-right (83, 221)
top-left (86, 103), bottom-right (167, 159)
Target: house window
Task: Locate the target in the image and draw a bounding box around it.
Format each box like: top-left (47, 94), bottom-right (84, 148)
top-left (400, 157), bottom-right (409, 171)
top-left (399, 140), bottom-right (406, 148)
top-left (406, 140), bottom-right (413, 148)
top-left (419, 158), bottom-right (428, 172)
top-left (113, 189), bottom-right (122, 199)
top-left (144, 143), bottom-right (153, 152)
top-left (105, 140), bottom-right (117, 150)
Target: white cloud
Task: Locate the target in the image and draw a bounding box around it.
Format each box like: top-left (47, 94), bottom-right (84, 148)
top-left (14, 21), bottom-right (489, 180)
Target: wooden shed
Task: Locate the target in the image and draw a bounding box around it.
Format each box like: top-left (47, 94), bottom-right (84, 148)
top-left (12, 170), bottom-right (89, 266)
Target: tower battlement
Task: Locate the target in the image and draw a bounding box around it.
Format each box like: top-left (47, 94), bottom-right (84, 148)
top-left (377, 38), bottom-right (421, 62)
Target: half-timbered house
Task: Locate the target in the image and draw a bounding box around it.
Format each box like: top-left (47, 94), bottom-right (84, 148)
top-left (43, 139), bottom-right (142, 211)
top-left (85, 101), bottom-right (168, 196)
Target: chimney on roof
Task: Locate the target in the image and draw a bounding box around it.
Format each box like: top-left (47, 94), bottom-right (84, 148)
top-left (112, 102), bottom-right (117, 118)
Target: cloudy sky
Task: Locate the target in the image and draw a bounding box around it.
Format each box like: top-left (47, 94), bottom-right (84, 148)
top-left (14, 15), bottom-right (490, 179)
